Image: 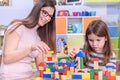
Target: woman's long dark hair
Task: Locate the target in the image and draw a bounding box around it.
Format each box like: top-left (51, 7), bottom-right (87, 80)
top-left (9, 0), bottom-right (56, 53)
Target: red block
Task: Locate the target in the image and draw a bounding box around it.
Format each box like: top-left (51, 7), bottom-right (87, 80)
top-left (47, 57), bottom-right (52, 61)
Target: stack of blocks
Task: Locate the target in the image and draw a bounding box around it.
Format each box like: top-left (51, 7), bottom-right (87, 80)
top-left (34, 50), bottom-right (116, 80)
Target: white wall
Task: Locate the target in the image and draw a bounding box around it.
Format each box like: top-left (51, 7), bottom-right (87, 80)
top-left (0, 0), bottom-right (34, 25)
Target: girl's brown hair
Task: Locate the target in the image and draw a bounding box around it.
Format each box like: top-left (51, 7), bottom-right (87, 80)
top-left (83, 20), bottom-right (113, 65)
top-left (9, 0), bottom-right (56, 53)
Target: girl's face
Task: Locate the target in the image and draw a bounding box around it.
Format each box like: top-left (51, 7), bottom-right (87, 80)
top-left (38, 6), bottom-right (54, 26)
top-left (88, 33), bottom-right (107, 53)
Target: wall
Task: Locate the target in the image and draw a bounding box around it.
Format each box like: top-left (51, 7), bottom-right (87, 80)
top-left (0, 0), bottom-right (34, 25)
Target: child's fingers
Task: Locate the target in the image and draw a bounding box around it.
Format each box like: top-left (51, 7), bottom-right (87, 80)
top-left (69, 52), bottom-right (76, 58)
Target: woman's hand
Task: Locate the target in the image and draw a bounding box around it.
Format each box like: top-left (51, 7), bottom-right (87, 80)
top-left (31, 41), bottom-right (50, 53)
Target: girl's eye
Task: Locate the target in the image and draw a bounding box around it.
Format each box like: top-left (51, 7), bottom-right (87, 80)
top-left (89, 39), bottom-right (93, 42)
top-left (97, 39), bottom-right (100, 41)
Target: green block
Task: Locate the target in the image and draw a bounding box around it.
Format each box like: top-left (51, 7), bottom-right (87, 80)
top-left (58, 57), bottom-right (70, 62)
top-left (47, 64), bottom-right (53, 69)
top-left (103, 74), bottom-right (107, 80)
top-left (90, 69), bottom-right (94, 79)
top-left (80, 58), bottom-right (84, 69)
top-left (94, 69), bottom-right (101, 72)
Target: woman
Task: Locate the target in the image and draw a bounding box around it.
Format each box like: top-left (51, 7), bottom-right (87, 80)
top-left (0, 0), bottom-right (56, 80)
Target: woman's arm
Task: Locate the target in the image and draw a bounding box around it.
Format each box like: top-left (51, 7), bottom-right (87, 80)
top-left (3, 30), bottom-right (32, 64)
top-left (35, 52), bottom-right (44, 70)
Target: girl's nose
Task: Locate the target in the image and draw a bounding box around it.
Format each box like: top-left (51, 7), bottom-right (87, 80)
top-left (93, 41), bottom-right (97, 46)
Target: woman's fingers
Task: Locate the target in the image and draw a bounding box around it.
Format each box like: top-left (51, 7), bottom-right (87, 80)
top-left (31, 41), bottom-right (50, 53)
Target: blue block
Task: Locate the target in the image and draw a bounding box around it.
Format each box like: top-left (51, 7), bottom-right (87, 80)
top-left (58, 62), bottom-right (63, 66)
top-left (105, 65), bottom-right (116, 69)
top-left (73, 74), bottom-right (82, 79)
top-left (51, 67), bottom-right (56, 72)
top-left (65, 62), bottom-right (71, 67)
top-left (76, 50), bottom-right (85, 57)
top-left (43, 73), bottom-right (51, 78)
top-left (55, 78), bottom-right (59, 80)
top-left (71, 62), bottom-right (75, 67)
top-left (58, 68), bottom-right (65, 73)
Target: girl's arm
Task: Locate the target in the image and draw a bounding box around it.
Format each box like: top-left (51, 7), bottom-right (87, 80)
top-left (109, 52), bottom-right (116, 65)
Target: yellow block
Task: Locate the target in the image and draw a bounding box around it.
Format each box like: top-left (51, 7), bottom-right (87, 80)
top-left (61, 75), bottom-right (67, 80)
top-left (34, 77), bottom-right (43, 80)
top-left (111, 71), bottom-right (116, 76)
top-left (46, 68), bottom-right (50, 72)
top-left (82, 73), bottom-right (90, 80)
top-left (58, 66), bottom-right (63, 69)
top-left (45, 50), bottom-right (54, 54)
top-left (67, 71), bottom-right (70, 75)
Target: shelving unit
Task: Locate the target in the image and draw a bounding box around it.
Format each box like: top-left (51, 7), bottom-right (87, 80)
top-left (56, 16), bottom-right (100, 52)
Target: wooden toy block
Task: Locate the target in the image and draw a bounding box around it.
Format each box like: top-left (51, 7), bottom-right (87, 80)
top-left (34, 77), bottom-right (43, 80)
top-left (43, 72), bottom-right (51, 79)
top-left (94, 72), bottom-right (99, 80)
top-left (47, 57), bottom-right (52, 61)
top-left (92, 58), bottom-right (99, 69)
top-left (46, 61), bottom-right (55, 69)
top-left (46, 68), bottom-right (50, 72)
top-left (45, 50), bottom-right (54, 54)
top-left (39, 70), bottom-right (44, 78)
top-left (76, 50), bottom-right (85, 70)
top-left (98, 71), bottom-right (103, 80)
top-left (82, 73), bottom-right (90, 80)
top-left (72, 73), bottom-right (82, 79)
top-left (54, 71), bottom-right (59, 79)
top-left (61, 75), bottom-right (67, 80)
top-left (57, 57), bottom-right (70, 62)
top-left (111, 71), bottom-right (116, 76)
top-left (90, 69), bottom-right (95, 79)
top-left (103, 74), bottom-right (107, 80)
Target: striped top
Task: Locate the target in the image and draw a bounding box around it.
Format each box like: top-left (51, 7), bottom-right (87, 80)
top-left (70, 51), bottom-right (116, 71)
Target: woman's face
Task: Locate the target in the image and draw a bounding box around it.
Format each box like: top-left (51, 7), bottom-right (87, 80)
top-left (88, 33), bottom-right (107, 53)
top-left (38, 6), bottom-right (54, 26)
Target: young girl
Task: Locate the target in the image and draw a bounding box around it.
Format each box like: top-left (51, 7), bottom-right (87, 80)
top-left (69, 20), bottom-right (116, 70)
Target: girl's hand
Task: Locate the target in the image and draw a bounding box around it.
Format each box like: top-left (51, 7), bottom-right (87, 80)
top-left (31, 41), bottom-right (50, 53)
top-left (69, 48), bottom-right (77, 58)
